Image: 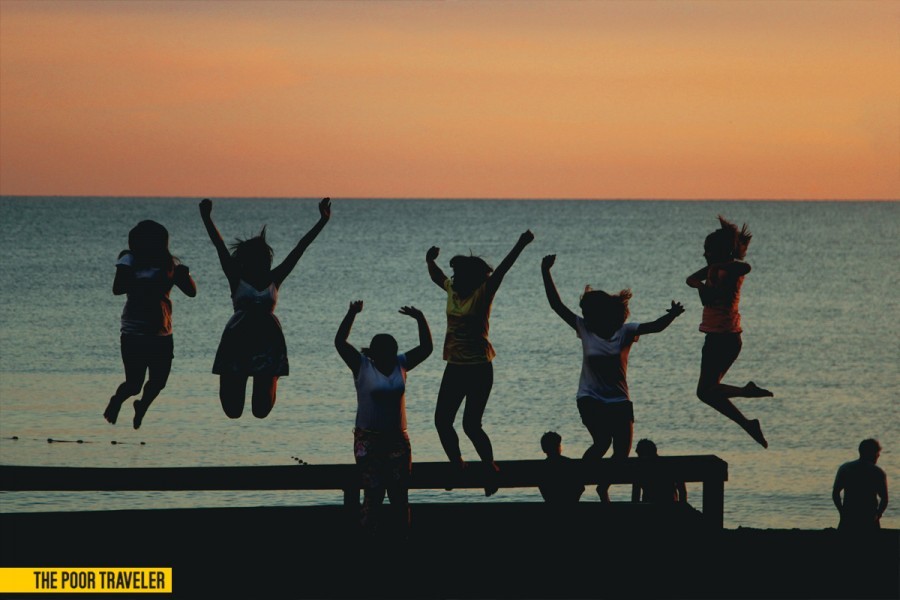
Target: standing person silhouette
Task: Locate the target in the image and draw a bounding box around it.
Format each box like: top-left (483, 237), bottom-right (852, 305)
top-left (104, 220), bottom-right (197, 429)
top-left (426, 230), bottom-right (534, 496)
top-left (686, 215), bottom-right (772, 448)
top-left (832, 439), bottom-right (889, 533)
top-left (335, 300), bottom-right (433, 539)
top-left (199, 197), bottom-right (330, 419)
top-left (541, 253), bottom-right (684, 501)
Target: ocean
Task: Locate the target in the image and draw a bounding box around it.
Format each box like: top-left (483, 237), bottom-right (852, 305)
top-left (0, 196), bottom-right (897, 530)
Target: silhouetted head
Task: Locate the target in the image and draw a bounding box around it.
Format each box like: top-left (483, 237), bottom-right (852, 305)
top-left (449, 254), bottom-right (493, 296)
top-left (579, 287), bottom-right (632, 336)
top-left (858, 438), bottom-right (881, 463)
top-left (128, 220), bottom-right (174, 270)
top-left (635, 438), bottom-right (658, 458)
top-left (230, 227), bottom-right (274, 276)
top-left (362, 333), bottom-right (399, 371)
top-left (704, 215), bottom-right (752, 263)
top-left (540, 431), bottom-right (562, 457)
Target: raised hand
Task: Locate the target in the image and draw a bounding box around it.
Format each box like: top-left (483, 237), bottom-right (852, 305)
top-left (348, 300), bottom-right (363, 314)
top-left (199, 198), bottom-right (212, 218)
top-left (518, 230), bottom-right (535, 246)
top-left (542, 254), bottom-right (556, 271)
top-left (318, 197), bottom-right (331, 221)
top-left (399, 305), bottom-right (424, 320)
top-left (667, 301), bottom-right (685, 317)
top-left (426, 246), bottom-right (440, 262)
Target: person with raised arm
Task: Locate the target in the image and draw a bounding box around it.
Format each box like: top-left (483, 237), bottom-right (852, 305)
top-left (541, 253), bottom-right (683, 501)
top-left (199, 197), bottom-right (330, 419)
top-left (425, 230), bottom-right (534, 496)
top-left (335, 300), bottom-right (432, 538)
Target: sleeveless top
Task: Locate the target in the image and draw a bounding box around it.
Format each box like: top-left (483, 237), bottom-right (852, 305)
top-left (354, 353), bottom-right (408, 433)
top-left (211, 279), bottom-right (289, 376)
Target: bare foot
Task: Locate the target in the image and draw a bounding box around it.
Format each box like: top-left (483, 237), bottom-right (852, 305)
top-left (133, 400), bottom-right (148, 430)
top-left (747, 419), bottom-right (768, 448)
top-left (744, 382), bottom-right (774, 398)
top-left (103, 397), bottom-right (122, 424)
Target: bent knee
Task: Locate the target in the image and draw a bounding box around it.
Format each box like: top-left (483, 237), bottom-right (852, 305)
top-left (462, 420), bottom-right (484, 437)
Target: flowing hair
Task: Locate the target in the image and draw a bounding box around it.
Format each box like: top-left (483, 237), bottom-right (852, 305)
top-left (579, 287), bottom-right (633, 331)
top-left (706, 215), bottom-right (752, 260)
top-left (229, 226), bottom-right (274, 272)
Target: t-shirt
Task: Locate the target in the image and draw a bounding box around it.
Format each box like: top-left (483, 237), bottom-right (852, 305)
top-left (117, 253), bottom-right (176, 336)
top-left (575, 317), bottom-right (640, 404)
top-left (442, 279), bottom-right (495, 364)
top-left (354, 353), bottom-right (408, 433)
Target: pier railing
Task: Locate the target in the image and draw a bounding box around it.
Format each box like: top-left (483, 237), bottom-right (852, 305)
top-left (0, 455), bottom-right (728, 528)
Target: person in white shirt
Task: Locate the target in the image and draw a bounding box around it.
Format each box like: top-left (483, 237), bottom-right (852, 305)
top-left (541, 254), bottom-right (684, 501)
top-left (335, 300), bottom-right (433, 538)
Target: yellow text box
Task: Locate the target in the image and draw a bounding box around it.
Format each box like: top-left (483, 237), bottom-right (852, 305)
top-left (0, 568), bottom-right (172, 594)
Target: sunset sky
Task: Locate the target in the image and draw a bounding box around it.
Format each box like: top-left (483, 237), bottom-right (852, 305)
top-left (1, 0), bottom-right (897, 200)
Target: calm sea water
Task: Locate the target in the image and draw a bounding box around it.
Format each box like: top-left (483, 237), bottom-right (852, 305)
top-left (0, 197), bottom-right (897, 530)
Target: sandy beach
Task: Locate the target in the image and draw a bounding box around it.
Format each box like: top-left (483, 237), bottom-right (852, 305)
top-left (2, 503), bottom-right (897, 599)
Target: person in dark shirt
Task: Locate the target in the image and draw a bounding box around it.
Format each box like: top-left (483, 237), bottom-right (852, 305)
top-left (631, 439), bottom-right (687, 504)
top-left (538, 431), bottom-right (585, 505)
top-left (832, 438), bottom-right (889, 532)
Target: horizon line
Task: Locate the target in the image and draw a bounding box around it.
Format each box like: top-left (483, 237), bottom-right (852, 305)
top-left (1, 194), bottom-right (897, 202)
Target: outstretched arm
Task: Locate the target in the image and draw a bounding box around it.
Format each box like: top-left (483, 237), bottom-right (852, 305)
top-left (425, 246), bottom-right (448, 289)
top-left (199, 199), bottom-right (235, 282)
top-left (541, 254), bottom-right (577, 330)
top-left (636, 301), bottom-right (685, 335)
top-left (272, 197), bottom-right (331, 287)
top-left (335, 300), bottom-right (363, 375)
top-left (486, 230), bottom-right (534, 298)
top-left (399, 306), bottom-right (433, 370)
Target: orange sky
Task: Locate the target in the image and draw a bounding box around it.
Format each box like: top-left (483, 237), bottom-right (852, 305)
top-left (1, 0), bottom-right (897, 200)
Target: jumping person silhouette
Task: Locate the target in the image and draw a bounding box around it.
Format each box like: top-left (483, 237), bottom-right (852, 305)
top-left (541, 253), bottom-right (684, 501)
top-left (200, 197), bottom-right (330, 419)
top-left (104, 220), bottom-right (197, 429)
top-left (426, 230), bottom-right (534, 496)
top-left (686, 215), bottom-right (772, 448)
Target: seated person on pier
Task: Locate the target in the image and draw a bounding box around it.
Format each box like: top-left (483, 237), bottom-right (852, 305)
top-left (631, 439), bottom-right (687, 504)
top-left (538, 431), bottom-right (585, 505)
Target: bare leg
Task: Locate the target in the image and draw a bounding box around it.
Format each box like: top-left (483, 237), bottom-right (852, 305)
top-left (105, 337), bottom-right (147, 424)
top-left (251, 376), bottom-right (278, 419)
top-left (696, 333), bottom-right (768, 448)
top-left (133, 346), bottom-right (172, 430)
top-left (220, 374), bottom-right (249, 419)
